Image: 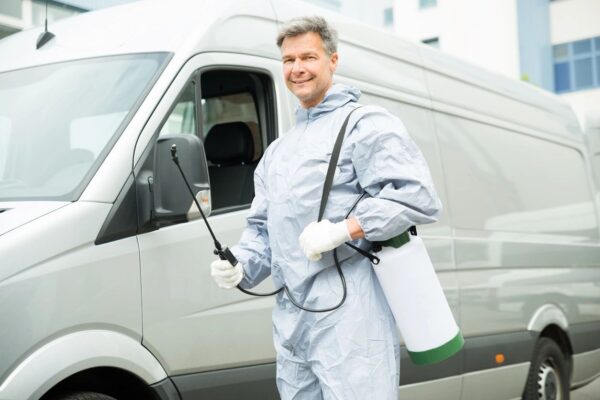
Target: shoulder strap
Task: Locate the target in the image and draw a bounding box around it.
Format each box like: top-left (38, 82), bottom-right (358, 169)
top-left (318, 106), bottom-right (362, 222)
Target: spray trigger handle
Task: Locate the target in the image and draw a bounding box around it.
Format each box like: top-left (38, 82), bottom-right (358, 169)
top-left (217, 246), bottom-right (238, 267)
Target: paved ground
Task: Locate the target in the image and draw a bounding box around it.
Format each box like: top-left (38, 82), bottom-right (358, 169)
top-left (572, 377), bottom-right (600, 400)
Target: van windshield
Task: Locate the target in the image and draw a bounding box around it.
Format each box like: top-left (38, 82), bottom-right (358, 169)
top-left (0, 53), bottom-right (168, 201)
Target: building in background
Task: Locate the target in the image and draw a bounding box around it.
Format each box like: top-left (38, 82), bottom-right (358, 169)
top-left (1, 0), bottom-right (597, 124)
top-left (0, 0), bottom-right (138, 40)
top-left (392, 0), bottom-right (600, 125)
top-left (549, 0), bottom-right (600, 125)
top-left (304, 0), bottom-right (394, 29)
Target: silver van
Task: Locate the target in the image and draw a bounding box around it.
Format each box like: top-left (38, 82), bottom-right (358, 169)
top-left (1, 1), bottom-right (599, 399)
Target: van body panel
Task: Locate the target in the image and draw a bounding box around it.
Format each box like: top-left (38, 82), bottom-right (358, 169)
top-left (569, 322), bottom-right (600, 384)
top-left (433, 114), bottom-right (597, 237)
top-left (0, 201), bottom-right (68, 236)
top-left (456, 244), bottom-right (600, 332)
top-left (170, 363), bottom-right (279, 400)
top-left (425, 68), bottom-right (600, 345)
top-left (460, 363), bottom-right (530, 400)
top-left (0, 330), bottom-right (166, 400)
top-left (572, 348), bottom-right (600, 385)
top-left (417, 25), bottom-right (600, 397)
top-left (0, 202), bottom-right (110, 285)
top-left (139, 210), bottom-right (277, 374)
top-left (418, 44), bottom-right (581, 138)
top-left (398, 375), bottom-right (462, 400)
top-left (584, 114), bottom-right (600, 229)
top-left (334, 43), bottom-right (429, 101)
top-left (570, 321), bottom-right (600, 354)
top-left (0, 202), bottom-right (142, 386)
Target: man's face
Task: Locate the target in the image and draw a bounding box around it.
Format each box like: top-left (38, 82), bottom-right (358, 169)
top-left (281, 32), bottom-right (338, 109)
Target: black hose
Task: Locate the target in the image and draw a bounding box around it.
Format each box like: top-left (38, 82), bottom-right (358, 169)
top-left (239, 192), bottom-right (370, 312)
top-left (170, 144), bottom-right (374, 313)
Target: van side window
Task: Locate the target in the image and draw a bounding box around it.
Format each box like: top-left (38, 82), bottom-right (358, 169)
top-left (159, 80), bottom-right (197, 136)
top-left (200, 70), bottom-right (274, 212)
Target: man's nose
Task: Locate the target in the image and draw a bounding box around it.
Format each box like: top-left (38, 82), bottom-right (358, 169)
top-left (291, 59), bottom-right (305, 74)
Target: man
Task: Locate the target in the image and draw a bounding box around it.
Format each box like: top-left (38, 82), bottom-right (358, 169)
top-left (210, 16), bottom-right (441, 399)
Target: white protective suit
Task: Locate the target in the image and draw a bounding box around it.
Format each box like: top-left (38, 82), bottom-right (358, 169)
top-left (231, 83), bottom-right (442, 399)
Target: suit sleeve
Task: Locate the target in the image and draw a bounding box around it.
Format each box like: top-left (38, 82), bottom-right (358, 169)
top-left (349, 107), bottom-right (442, 242)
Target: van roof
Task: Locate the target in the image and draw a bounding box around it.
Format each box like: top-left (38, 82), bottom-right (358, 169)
top-left (0, 0), bottom-right (580, 135)
top-left (0, 0), bottom-right (282, 73)
top-left (417, 41), bottom-right (579, 135)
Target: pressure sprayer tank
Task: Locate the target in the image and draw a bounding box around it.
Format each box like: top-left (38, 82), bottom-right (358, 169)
top-left (373, 233), bottom-right (464, 365)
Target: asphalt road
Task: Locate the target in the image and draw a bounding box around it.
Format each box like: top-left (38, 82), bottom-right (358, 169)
top-left (572, 377), bottom-right (600, 400)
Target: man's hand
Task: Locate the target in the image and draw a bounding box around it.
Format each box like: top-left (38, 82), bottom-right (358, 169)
top-left (299, 219), bottom-right (351, 261)
top-left (210, 259), bottom-right (244, 289)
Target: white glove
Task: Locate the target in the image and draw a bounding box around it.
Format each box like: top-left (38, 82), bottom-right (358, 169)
top-left (210, 259), bottom-right (244, 289)
top-left (299, 219), bottom-right (352, 261)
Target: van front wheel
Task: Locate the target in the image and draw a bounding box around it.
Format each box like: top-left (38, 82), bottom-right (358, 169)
top-left (522, 337), bottom-right (569, 400)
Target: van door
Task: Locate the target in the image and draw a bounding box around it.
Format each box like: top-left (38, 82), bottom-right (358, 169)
top-left (135, 53), bottom-right (291, 398)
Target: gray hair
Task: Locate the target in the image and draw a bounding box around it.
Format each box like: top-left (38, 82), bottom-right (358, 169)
top-left (276, 16), bottom-right (338, 55)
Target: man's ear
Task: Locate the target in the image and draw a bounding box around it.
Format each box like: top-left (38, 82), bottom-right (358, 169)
top-left (330, 52), bottom-right (339, 72)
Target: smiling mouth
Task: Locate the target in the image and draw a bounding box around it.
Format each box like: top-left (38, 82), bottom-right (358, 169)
top-left (291, 77), bottom-right (314, 84)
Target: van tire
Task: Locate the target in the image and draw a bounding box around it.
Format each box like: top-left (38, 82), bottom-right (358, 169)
top-left (55, 393), bottom-right (117, 400)
top-left (522, 337), bottom-right (569, 400)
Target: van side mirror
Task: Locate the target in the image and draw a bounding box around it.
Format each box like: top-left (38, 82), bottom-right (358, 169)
top-left (153, 134), bottom-right (211, 225)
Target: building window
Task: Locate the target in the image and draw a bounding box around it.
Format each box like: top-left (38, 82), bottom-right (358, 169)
top-left (383, 7), bottom-right (394, 26)
top-left (597, 55), bottom-right (600, 84)
top-left (423, 37), bottom-right (440, 49)
top-left (31, 0), bottom-right (83, 27)
top-left (0, 0), bottom-right (22, 18)
top-left (553, 36), bottom-right (600, 93)
top-left (554, 62), bottom-right (570, 92)
top-left (419, 0), bottom-right (437, 9)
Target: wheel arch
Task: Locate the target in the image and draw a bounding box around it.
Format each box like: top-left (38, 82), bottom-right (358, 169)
top-left (527, 303), bottom-right (569, 333)
top-left (527, 304), bottom-right (574, 381)
top-left (0, 330), bottom-right (168, 400)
